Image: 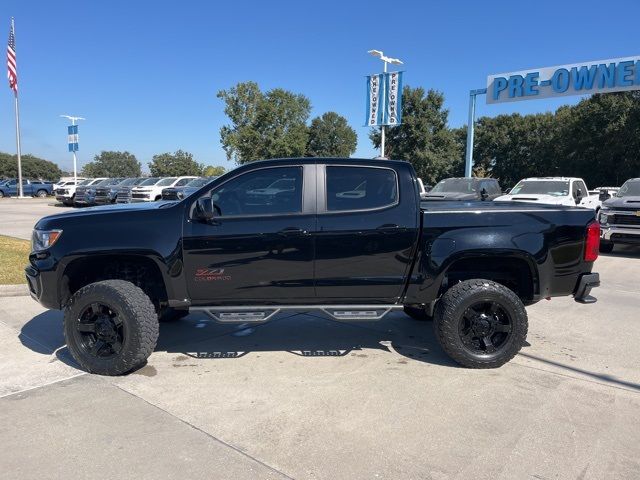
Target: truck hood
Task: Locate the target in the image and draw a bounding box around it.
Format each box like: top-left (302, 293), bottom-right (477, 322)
top-left (35, 200), bottom-right (177, 228)
top-left (422, 192), bottom-right (477, 201)
top-left (494, 194), bottom-right (569, 205)
top-left (602, 196), bottom-right (640, 210)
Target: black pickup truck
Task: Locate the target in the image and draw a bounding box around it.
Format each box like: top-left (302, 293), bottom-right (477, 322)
top-left (25, 158), bottom-right (601, 375)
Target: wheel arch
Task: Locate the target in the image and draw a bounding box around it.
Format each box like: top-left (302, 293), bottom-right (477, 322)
top-left (440, 253), bottom-right (539, 304)
top-left (59, 253), bottom-right (172, 310)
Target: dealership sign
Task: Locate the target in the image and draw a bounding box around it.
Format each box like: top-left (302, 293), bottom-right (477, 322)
top-left (487, 56), bottom-right (640, 104)
top-left (365, 71), bottom-right (404, 126)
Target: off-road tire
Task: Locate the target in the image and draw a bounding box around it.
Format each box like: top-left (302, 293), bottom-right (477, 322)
top-left (64, 280), bottom-right (159, 375)
top-left (403, 305), bottom-right (432, 321)
top-left (158, 307), bottom-right (189, 322)
top-left (434, 279), bottom-right (528, 368)
top-left (599, 241), bottom-right (614, 253)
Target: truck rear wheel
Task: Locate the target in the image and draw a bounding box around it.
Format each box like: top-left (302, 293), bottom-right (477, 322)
top-left (434, 279), bottom-right (527, 368)
top-left (36, 189), bottom-right (48, 198)
top-left (63, 280), bottom-right (159, 376)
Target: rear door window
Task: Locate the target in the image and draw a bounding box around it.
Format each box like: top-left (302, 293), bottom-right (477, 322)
top-left (325, 166), bottom-right (398, 212)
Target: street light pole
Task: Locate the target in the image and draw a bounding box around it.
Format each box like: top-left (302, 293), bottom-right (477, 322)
top-left (368, 50), bottom-right (403, 159)
top-left (60, 115), bottom-right (85, 183)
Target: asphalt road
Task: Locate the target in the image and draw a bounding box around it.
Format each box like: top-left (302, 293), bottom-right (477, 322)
top-left (1, 199), bottom-right (640, 479)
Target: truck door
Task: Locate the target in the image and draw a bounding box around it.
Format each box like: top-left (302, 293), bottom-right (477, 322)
top-left (183, 163), bottom-right (316, 304)
top-left (314, 163), bottom-right (420, 303)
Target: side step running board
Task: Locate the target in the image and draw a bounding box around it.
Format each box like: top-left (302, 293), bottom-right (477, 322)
top-left (189, 305), bottom-right (403, 324)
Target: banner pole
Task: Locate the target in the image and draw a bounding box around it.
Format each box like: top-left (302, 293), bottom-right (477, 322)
top-left (380, 61), bottom-right (387, 158)
top-left (14, 90), bottom-right (24, 197)
top-left (72, 118), bottom-right (77, 184)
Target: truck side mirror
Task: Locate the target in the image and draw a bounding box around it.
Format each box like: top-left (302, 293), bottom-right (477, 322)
top-left (195, 197), bottom-right (215, 220)
top-left (598, 191), bottom-right (610, 201)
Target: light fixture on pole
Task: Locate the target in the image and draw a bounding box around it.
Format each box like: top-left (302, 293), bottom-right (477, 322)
top-left (60, 115), bottom-right (85, 184)
top-left (368, 50), bottom-right (403, 159)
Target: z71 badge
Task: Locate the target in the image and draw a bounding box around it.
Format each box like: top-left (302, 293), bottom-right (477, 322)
top-left (194, 268), bottom-right (231, 282)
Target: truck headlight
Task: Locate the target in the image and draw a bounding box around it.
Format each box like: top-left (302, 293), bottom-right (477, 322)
top-left (599, 211), bottom-right (608, 224)
top-left (32, 229), bottom-right (63, 251)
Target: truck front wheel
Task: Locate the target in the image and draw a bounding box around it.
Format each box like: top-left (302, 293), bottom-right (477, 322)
top-left (434, 279), bottom-right (528, 368)
top-left (63, 280), bottom-right (159, 375)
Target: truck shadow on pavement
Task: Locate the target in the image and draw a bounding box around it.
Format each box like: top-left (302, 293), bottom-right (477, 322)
top-left (19, 309), bottom-right (459, 369)
top-left (154, 311), bottom-right (459, 367)
top-left (20, 310), bottom-right (640, 391)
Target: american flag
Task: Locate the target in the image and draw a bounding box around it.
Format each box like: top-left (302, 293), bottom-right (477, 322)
top-left (7, 19), bottom-right (17, 92)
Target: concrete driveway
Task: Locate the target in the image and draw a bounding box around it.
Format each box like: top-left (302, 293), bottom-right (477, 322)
top-left (1, 248), bottom-right (640, 479)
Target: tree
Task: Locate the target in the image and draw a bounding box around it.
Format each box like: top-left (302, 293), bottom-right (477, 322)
top-left (0, 152), bottom-right (62, 180)
top-left (471, 112), bottom-right (558, 187)
top-left (82, 151), bottom-right (141, 177)
top-left (202, 165), bottom-right (226, 176)
top-left (218, 82), bottom-right (311, 163)
top-left (370, 87), bottom-right (462, 184)
top-left (149, 150), bottom-right (203, 176)
top-left (306, 112), bottom-right (357, 157)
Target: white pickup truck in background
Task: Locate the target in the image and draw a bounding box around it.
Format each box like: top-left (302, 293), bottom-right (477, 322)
top-left (495, 177), bottom-right (589, 207)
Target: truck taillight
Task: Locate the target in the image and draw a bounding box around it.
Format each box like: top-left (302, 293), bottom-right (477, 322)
top-left (584, 221), bottom-right (600, 262)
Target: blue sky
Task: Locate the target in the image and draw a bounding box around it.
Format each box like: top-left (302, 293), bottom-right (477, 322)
top-left (1, 0), bottom-right (639, 173)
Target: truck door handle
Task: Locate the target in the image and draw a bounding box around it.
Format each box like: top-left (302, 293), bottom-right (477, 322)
top-left (376, 224), bottom-right (400, 230)
top-left (278, 227), bottom-right (308, 236)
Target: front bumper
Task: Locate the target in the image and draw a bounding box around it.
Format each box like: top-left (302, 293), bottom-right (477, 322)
top-left (25, 263), bottom-right (60, 310)
top-left (574, 272), bottom-right (600, 304)
top-left (600, 225), bottom-right (640, 244)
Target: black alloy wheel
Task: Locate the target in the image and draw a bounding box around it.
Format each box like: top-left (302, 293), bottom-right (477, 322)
top-left (74, 302), bottom-right (124, 358)
top-left (458, 300), bottom-right (512, 355)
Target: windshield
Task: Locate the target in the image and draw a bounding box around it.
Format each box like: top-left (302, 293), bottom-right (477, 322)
top-left (510, 180), bottom-right (569, 196)
top-left (139, 177), bottom-right (160, 186)
top-left (157, 177), bottom-right (177, 186)
top-left (617, 180), bottom-right (640, 197)
top-left (186, 177), bottom-right (214, 188)
top-left (88, 178), bottom-right (106, 185)
top-left (431, 178), bottom-right (477, 193)
top-left (78, 179), bottom-right (93, 186)
top-left (117, 178), bottom-right (139, 187)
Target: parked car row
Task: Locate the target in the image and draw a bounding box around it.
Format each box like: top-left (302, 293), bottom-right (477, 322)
top-left (0, 178), bottom-right (54, 198)
top-left (55, 175), bottom-right (215, 207)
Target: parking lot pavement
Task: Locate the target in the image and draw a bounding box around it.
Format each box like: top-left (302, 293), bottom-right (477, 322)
top-left (0, 197), bottom-right (70, 240)
top-left (1, 249), bottom-right (639, 479)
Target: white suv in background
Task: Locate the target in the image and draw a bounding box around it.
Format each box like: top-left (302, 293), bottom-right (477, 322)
top-left (495, 177), bottom-right (589, 206)
top-left (130, 176), bottom-right (197, 202)
top-left (55, 178), bottom-right (92, 206)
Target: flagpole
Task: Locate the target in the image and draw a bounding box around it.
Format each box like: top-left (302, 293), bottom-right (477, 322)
top-left (10, 18), bottom-right (24, 198)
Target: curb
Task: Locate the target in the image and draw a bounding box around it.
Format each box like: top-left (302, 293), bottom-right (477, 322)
top-left (0, 283), bottom-right (29, 297)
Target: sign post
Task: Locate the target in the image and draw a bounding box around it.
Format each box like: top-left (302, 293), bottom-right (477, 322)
top-left (60, 115), bottom-right (85, 184)
top-left (366, 50), bottom-right (404, 158)
top-left (465, 56), bottom-right (640, 177)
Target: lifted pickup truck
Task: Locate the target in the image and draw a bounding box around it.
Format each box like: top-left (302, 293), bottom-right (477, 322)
top-left (26, 158), bottom-right (601, 375)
